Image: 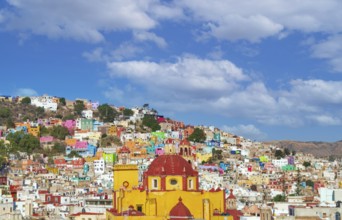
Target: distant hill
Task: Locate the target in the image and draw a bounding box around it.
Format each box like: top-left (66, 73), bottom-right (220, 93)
top-left (264, 140), bottom-right (342, 159)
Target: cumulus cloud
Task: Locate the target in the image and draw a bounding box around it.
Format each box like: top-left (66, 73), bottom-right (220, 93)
top-left (222, 124), bottom-right (267, 141)
top-left (14, 88), bottom-right (38, 96)
top-left (311, 35), bottom-right (342, 72)
top-left (1, 0), bottom-right (165, 42)
top-left (104, 56), bottom-right (342, 127)
top-left (107, 56), bottom-right (249, 100)
top-left (133, 31), bottom-right (167, 48)
top-left (177, 0), bottom-right (342, 42)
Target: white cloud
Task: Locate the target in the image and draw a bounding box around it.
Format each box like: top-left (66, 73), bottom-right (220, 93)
top-left (83, 47), bottom-right (106, 62)
top-left (1, 0), bottom-right (163, 42)
top-left (177, 0), bottom-right (342, 42)
top-left (222, 124), bottom-right (267, 140)
top-left (311, 35), bottom-right (342, 72)
top-left (104, 56), bottom-right (342, 127)
top-left (133, 31), bottom-right (167, 48)
top-left (107, 56), bottom-right (249, 100)
top-left (14, 88), bottom-right (38, 96)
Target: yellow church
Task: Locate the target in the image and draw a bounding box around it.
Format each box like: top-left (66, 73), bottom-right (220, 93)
top-left (106, 146), bottom-right (236, 220)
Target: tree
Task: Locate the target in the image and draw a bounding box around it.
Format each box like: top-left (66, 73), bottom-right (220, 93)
top-left (123, 108), bottom-right (134, 117)
top-left (98, 104), bottom-right (118, 122)
top-left (188, 128), bottom-right (206, 143)
top-left (7, 132), bottom-right (40, 156)
top-left (74, 100), bottom-right (85, 116)
top-left (273, 194), bottom-right (286, 202)
top-left (67, 151), bottom-right (82, 158)
top-left (52, 142), bottom-right (66, 154)
top-left (21, 97), bottom-right (31, 104)
top-left (59, 97), bottom-right (66, 106)
top-left (35, 107), bottom-right (45, 118)
top-left (142, 115), bottom-right (160, 132)
top-left (306, 179), bottom-right (314, 188)
top-left (0, 108), bottom-right (10, 118)
top-left (50, 125), bottom-right (70, 140)
top-left (274, 149), bottom-right (284, 159)
top-left (284, 148), bottom-right (291, 156)
top-left (63, 114), bottom-right (75, 121)
top-left (303, 161), bottom-right (311, 168)
top-left (6, 118), bottom-right (15, 128)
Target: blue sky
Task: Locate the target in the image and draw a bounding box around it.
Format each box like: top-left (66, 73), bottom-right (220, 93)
top-left (1, 0), bottom-right (342, 142)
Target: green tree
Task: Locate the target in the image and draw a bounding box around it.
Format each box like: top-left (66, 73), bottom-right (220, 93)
top-left (51, 142), bottom-right (66, 154)
top-left (35, 107), bottom-right (45, 118)
top-left (40, 125), bottom-right (50, 136)
top-left (59, 97), bottom-right (66, 106)
top-left (63, 114), bottom-right (75, 121)
top-left (284, 148), bottom-right (291, 156)
top-left (274, 149), bottom-right (284, 159)
top-left (98, 104), bottom-right (118, 122)
top-left (273, 194), bottom-right (286, 202)
top-left (0, 108), bottom-right (11, 118)
top-left (188, 128), bottom-right (206, 143)
top-left (50, 125), bottom-right (70, 140)
top-left (74, 100), bottom-right (85, 116)
top-left (123, 108), bottom-right (134, 117)
top-left (67, 151), bottom-right (82, 158)
top-left (21, 97), bottom-right (31, 104)
top-left (142, 115), bottom-right (160, 132)
top-left (6, 118), bottom-right (15, 128)
top-left (6, 132), bottom-right (40, 156)
top-left (303, 161), bottom-right (311, 168)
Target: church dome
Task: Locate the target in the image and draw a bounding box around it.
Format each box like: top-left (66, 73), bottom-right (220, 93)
top-left (145, 155), bottom-right (197, 176)
top-left (119, 146), bottom-right (130, 153)
top-left (169, 197), bottom-right (193, 220)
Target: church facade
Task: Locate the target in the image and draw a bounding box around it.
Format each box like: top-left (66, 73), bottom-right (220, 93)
top-left (106, 152), bottom-right (235, 220)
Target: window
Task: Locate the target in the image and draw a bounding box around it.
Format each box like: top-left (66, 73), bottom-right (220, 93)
top-left (137, 205), bottom-right (143, 212)
top-left (170, 179), bottom-right (178, 185)
top-left (188, 179), bottom-right (193, 189)
top-left (152, 179), bottom-right (158, 189)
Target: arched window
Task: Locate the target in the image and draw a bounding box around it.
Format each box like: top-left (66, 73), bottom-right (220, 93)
top-left (336, 212), bottom-right (341, 220)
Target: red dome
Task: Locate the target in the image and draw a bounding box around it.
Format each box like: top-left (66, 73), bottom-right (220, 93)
top-left (180, 139), bottom-right (190, 146)
top-left (119, 146), bottom-right (130, 153)
top-left (165, 138), bottom-right (174, 144)
top-left (169, 197), bottom-right (193, 220)
top-left (145, 155), bottom-right (197, 176)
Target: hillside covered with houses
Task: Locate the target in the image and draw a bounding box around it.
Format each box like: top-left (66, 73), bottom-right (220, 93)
top-left (0, 94), bottom-right (342, 220)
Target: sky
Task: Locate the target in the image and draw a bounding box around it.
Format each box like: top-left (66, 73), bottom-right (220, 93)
top-left (1, 0), bottom-right (342, 142)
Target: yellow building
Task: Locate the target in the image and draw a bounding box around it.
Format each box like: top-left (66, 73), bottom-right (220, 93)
top-left (107, 154), bottom-right (234, 220)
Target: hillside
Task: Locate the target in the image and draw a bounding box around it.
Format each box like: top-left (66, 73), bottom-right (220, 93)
top-left (264, 140), bottom-right (342, 159)
top-left (0, 101), bottom-right (73, 126)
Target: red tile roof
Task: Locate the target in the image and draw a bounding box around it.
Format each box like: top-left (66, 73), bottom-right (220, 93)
top-left (145, 155), bottom-right (197, 176)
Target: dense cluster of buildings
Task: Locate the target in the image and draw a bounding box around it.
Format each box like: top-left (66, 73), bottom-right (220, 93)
top-left (0, 95), bottom-right (342, 220)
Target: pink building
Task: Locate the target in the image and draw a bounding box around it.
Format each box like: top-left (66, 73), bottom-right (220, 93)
top-left (40, 136), bottom-right (55, 143)
top-left (75, 141), bottom-right (87, 149)
top-left (62, 120), bottom-right (76, 135)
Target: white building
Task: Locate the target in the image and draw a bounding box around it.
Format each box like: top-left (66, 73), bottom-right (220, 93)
top-left (94, 159), bottom-right (105, 175)
top-left (82, 110), bottom-right (93, 119)
top-left (31, 95), bottom-right (58, 111)
top-left (272, 159), bottom-right (289, 168)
